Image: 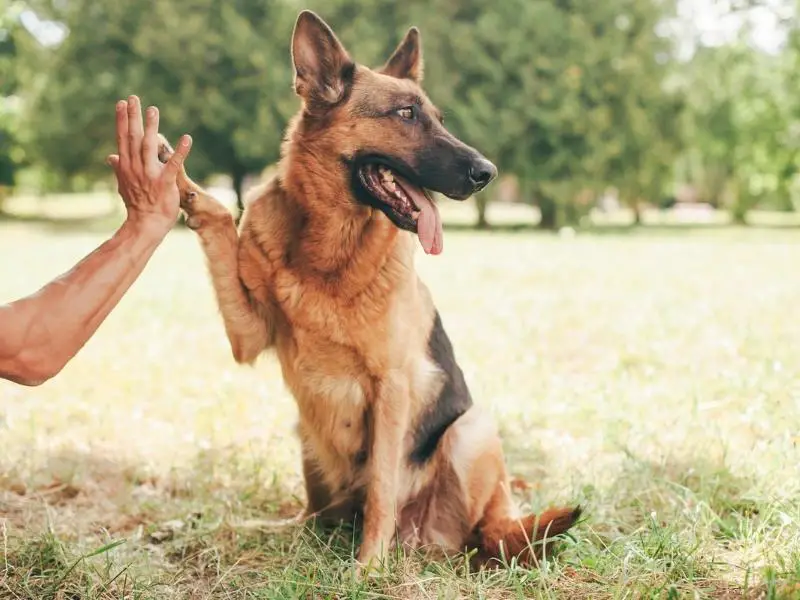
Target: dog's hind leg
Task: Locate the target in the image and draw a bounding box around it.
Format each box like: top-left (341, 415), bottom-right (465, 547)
top-left (157, 135), bottom-right (274, 364)
top-left (436, 407), bottom-right (581, 568)
top-left (474, 485), bottom-right (581, 568)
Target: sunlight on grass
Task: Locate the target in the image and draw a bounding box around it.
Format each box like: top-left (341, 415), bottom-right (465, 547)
top-left (1, 217), bottom-right (799, 598)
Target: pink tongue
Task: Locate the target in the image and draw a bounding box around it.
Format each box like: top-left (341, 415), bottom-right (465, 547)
top-left (394, 175), bottom-right (443, 255)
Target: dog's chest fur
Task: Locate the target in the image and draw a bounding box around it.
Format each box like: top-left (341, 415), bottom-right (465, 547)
top-left (238, 178), bottom-right (473, 504)
top-left (240, 182), bottom-right (451, 495)
top-left (273, 272), bottom-right (444, 495)
top-left (279, 327), bottom-right (445, 496)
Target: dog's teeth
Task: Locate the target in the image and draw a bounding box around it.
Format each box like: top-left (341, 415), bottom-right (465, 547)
top-left (386, 180), bottom-right (396, 192)
top-left (412, 211), bottom-right (421, 221)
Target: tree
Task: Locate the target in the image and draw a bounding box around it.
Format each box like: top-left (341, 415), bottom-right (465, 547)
top-left (582, 0), bottom-right (684, 224)
top-left (418, 0), bottom-right (682, 229)
top-left (678, 40), bottom-right (799, 224)
top-left (20, 0), bottom-right (299, 215)
top-left (15, 0), bottom-right (688, 230)
top-left (0, 2), bottom-right (29, 207)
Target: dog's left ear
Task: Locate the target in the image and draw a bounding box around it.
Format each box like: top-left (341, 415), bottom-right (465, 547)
top-left (291, 10), bottom-right (355, 111)
top-left (381, 27), bottom-right (423, 83)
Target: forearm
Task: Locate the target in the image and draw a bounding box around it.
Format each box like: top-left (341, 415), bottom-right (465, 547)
top-left (0, 219), bottom-right (169, 385)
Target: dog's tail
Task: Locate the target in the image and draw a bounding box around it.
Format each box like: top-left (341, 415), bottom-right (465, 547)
top-left (473, 505), bottom-right (581, 568)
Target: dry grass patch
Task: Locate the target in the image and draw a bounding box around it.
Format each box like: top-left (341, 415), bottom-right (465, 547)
top-left (1, 213), bottom-right (800, 598)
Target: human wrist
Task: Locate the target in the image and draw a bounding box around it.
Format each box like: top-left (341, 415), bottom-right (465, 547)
top-left (121, 212), bottom-right (175, 244)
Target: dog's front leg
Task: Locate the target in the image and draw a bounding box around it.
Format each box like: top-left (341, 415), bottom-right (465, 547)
top-left (358, 373), bottom-right (409, 571)
top-left (158, 136), bottom-right (274, 364)
top-left (190, 210), bottom-right (275, 364)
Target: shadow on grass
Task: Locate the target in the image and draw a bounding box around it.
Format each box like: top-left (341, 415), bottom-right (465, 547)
top-left (576, 221), bottom-right (800, 236)
top-left (445, 221), bottom-right (800, 236)
top-left (562, 451), bottom-right (797, 598)
top-left (599, 452), bottom-right (762, 528)
top-left (0, 444), bottom-right (312, 595)
top-left (0, 210), bottom-right (202, 235)
top-left (0, 209), bottom-right (123, 234)
top-left (0, 444), bottom-right (403, 598)
top-left (5, 206), bottom-right (800, 239)
top-left (5, 442), bottom-right (797, 598)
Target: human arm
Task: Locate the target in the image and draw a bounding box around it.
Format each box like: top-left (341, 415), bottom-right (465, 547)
top-left (0, 220), bottom-right (170, 385)
top-left (0, 96), bottom-right (192, 386)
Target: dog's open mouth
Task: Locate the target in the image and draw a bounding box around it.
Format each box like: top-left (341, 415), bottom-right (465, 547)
top-left (358, 163), bottom-right (443, 255)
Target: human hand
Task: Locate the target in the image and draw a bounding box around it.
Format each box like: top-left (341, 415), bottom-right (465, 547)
top-left (106, 95), bottom-right (193, 236)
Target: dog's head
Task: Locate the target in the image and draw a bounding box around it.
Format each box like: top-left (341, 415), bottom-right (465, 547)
top-left (288, 10), bottom-right (497, 252)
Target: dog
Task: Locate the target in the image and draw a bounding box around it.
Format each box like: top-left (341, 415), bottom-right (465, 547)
top-left (158, 9), bottom-right (580, 570)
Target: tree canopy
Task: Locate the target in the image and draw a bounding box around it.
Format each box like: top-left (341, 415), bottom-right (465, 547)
top-left (4, 0), bottom-right (799, 226)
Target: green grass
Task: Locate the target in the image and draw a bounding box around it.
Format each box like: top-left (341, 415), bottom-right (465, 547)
top-left (1, 198), bottom-right (800, 598)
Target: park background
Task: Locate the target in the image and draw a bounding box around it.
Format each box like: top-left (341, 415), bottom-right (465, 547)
top-left (1, 0), bottom-right (800, 598)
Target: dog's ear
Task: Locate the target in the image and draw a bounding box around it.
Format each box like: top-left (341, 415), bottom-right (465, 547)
top-left (291, 10), bottom-right (354, 110)
top-left (381, 27), bottom-right (423, 83)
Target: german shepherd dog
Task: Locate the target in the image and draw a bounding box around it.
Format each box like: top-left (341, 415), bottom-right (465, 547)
top-left (158, 10), bottom-right (580, 570)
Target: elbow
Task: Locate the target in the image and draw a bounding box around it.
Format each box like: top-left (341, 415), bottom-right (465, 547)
top-left (12, 353), bottom-right (65, 387)
top-left (230, 341), bottom-right (261, 366)
top-left (231, 347), bottom-right (256, 366)
top-left (15, 375), bottom-right (49, 387)
top-left (14, 368), bottom-right (60, 388)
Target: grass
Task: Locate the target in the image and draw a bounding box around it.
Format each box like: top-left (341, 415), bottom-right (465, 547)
top-left (1, 196), bottom-right (800, 598)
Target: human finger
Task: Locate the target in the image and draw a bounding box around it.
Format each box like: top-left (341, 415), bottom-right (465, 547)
top-left (115, 101), bottom-right (129, 170)
top-left (105, 154), bottom-right (120, 172)
top-left (161, 134), bottom-right (192, 183)
top-left (127, 95), bottom-right (144, 175)
top-left (142, 105), bottom-right (160, 177)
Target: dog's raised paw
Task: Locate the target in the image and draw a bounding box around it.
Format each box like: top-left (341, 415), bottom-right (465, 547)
top-left (157, 134), bottom-right (174, 164)
top-left (182, 190), bottom-right (233, 230)
top-left (182, 191), bottom-right (198, 212)
top-left (154, 133), bottom-right (232, 228)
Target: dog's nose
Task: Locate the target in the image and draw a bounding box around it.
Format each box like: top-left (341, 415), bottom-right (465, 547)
top-left (468, 158), bottom-right (498, 191)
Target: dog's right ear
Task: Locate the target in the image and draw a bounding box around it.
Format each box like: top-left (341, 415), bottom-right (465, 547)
top-left (381, 27), bottom-right (423, 83)
top-left (291, 10), bottom-right (354, 111)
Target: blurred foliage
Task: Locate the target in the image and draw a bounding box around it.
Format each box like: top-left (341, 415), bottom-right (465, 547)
top-left (0, 2), bottom-right (26, 199)
top-left (676, 38), bottom-right (800, 223)
top-left (2, 0), bottom-right (799, 226)
top-left (12, 0), bottom-right (300, 203)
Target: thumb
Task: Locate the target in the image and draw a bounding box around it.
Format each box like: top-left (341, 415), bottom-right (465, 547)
top-left (106, 154), bottom-right (120, 173)
top-left (162, 134), bottom-right (192, 182)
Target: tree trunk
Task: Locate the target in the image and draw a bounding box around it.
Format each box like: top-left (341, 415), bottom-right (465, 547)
top-left (475, 193), bottom-right (490, 229)
top-left (232, 168), bottom-right (246, 223)
top-left (563, 200), bottom-right (580, 227)
top-left (776, 185), bottom-right (794, 213)
top-left (732, 204), bottom-right (748, 225)
top-left (538, 195), bottom-right (558, 230)
top-left (729, 181), bottom-right (748, 225)
top-left (632, 201), bottom-right (642, 225)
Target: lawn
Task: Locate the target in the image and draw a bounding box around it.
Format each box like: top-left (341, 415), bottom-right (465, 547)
top-left (1, 201), bottom-right (800, 599)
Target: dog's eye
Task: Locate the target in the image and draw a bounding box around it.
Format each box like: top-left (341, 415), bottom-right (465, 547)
top-left (396, 106), bottom-right (416, 120)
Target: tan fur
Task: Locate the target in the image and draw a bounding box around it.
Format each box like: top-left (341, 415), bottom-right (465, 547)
top-left (157, 10), bottom-right (580, 571)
